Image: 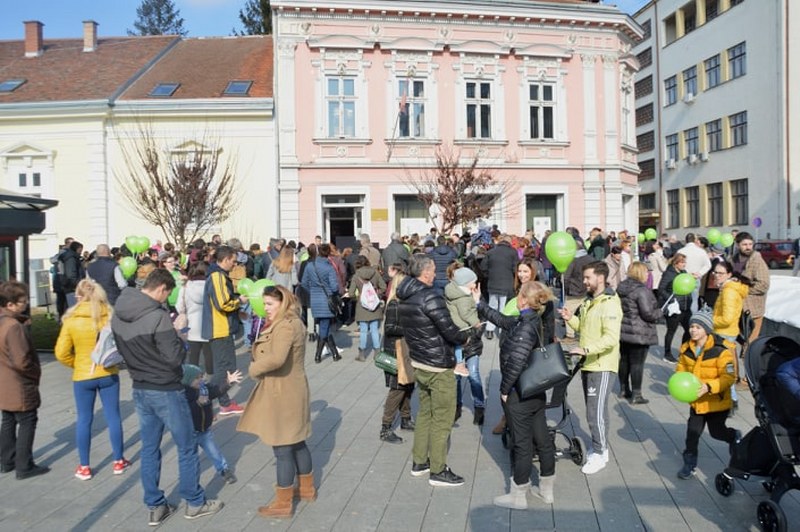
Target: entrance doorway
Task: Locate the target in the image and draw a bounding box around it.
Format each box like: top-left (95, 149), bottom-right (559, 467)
top-left (322, 194), bottom-right (364, 248)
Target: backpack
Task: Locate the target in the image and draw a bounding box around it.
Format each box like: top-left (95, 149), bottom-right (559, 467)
top-left (90, 325), bottom-right (123, 371)
top-left (737, 309), bottom-right (754, 346)
top-left (358, 279), bottom-right (381, 311)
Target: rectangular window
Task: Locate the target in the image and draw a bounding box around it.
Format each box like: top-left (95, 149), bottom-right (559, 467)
top-left (635, 103), bottom-right (654, 127)
top-left (529, 83), bottom-right (555, 140)
top-left (705, 54), bottom-right (720, 89)
top-left (731, 179), bottom-right (748, 225)
top-left (706, 119), bottom-right (722, 152)
top-left (706, 0), bottom-right (719, 21)
top-left (466, 81), bottom-right (492, 139)
top-left (728, 42), bottom-right (746, 79)
top-left (684, 10), bottom-right (696, 34)
top-left (684, 127), bottom-right (699, 156)
top-left (639, 193), bottom-right (656, 210)
top-left (638, 159), bottom-right (655, 181)
top-left (636, 48), bottom-right (652, 69)
top-left (32, 172), bottom-right (41, 187)
top-left (664, 76), bottom-right (677, 106)
top-left (326, 77), bottom-right (356, 138)
top-left (666, 133), bottom-right (679, 161)
top-left (707, 182), bottom-right (723, 226)
top-left (683, 66), bottom-right (697, 98)
top-left (398, 79), bottom-right (426, 138)
top-left (686, 186), bottom-right (700, 227)
top-left (730, 111), bottom-right (748, 147)
top-left (667, 189), bottom-right (680, 228)
top-left (641, 19), bottom-right (652, 40)
top-left (635, 75), bottom-right (653, 98)
top-left (18, 173), bottom-right (26, 187)
top-left (636, 131), bottom-right (655, 152)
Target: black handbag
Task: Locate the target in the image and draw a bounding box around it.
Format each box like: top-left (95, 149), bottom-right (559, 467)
top-left (312, 264), bottom-right (346, 321)
top-left (516, 342), bottom-right (571, 399)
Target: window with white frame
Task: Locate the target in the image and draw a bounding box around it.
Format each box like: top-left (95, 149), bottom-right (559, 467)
top-left (528, 83), bottom-right (555, 140)
top-left (397, 78), bottom-right (426, 139)
top-left (683, 66), bottom-right (697, 98)
top-left (728, 42), bottom-right (746, 80)
top-left (326, 77), bottom-right (356, 138)
top-left (17, 171), bottom-right (43, 196)
top-left (705, 54), bottom-right (720, 89)
top-left (664, 75), bottom-right (677, 106)
top-left (666, 133), bottom-right (679, 161)
top-left (465, 81), bottom-right (492, 139)
top-left (730, 111), bottom-right (747, 147)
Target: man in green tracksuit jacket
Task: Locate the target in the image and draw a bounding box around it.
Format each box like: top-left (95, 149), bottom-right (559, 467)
top-left (558, 260), bottom-right (622, 475)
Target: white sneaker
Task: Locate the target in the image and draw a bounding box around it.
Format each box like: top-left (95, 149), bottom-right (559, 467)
top-left (581, 450), bottom-right (609, 475)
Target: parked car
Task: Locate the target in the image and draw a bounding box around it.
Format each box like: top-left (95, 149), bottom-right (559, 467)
top-left (755, 240), bottom-right (794, 269)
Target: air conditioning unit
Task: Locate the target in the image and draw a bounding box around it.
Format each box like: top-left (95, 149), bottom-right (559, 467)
top-left (683, 92), bottom-right (695, 104)
top-left (688, 153), bottom-right (699, 165)
top-left (666, 158), bottom-right (676, 169)
top-left (700, 151), bottom-right (710, 162)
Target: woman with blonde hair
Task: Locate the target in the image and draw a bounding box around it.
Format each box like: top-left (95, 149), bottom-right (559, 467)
top-left (267, 246), bottom-right (299, 290)
top-left (55, 279), bottom-right (129, 480)
top-left (616, 262), bottom-right (662, 404)
top-left (237, 285), bottom-right (313, 519)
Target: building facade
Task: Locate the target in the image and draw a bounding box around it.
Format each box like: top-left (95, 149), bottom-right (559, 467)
top-left (633, 0), bottom-right (800, 240)
top-left (273, 0), bottom-right (642, 246)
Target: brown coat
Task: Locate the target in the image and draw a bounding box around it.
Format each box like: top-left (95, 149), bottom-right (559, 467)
top-left (738, 251), bottom-right (770, 319)
top-left (237, 313), bottom-right (310, 446)
top-left (0, 309), bottom-right (41, 412)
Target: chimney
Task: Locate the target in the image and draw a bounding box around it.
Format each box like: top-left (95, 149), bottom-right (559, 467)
top-left (83, 20), bottom-right (98, 52)
top-left (24, 20), bottom-right (44, 58)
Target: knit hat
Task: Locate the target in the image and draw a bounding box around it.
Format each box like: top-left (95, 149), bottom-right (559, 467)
top-left (453, 267), bottom-right (477, 287)
top-left (181, 364), bottom-right (204, 387)
top-left (689, 307), bottom-right (714, 334)
top-left (158, 251), bottom-right (171, 262)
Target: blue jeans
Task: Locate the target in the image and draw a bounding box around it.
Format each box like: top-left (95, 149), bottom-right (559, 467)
top-left (486, 294), bottom-right (507, 333)
top-left (73, 375), bottom-right (123, 465)
top-left (359, 320), bottom-right (380, 350)
top-left (456, 355), bottom-right (485, 408)
top-left (133, 388), bottom-right (204, 508)
top-left (197, 430), bottom-right (228, 473)
top-left (240, 302), bottom-right (253, 347)
top-left (454, 345), bottom-right (464, 364)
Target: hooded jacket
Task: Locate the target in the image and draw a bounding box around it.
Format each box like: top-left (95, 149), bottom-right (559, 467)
top-left (54, 300), bottom-right (117, 381)
top-left (444, 281), bottom-right (483, 359)
top-left (656, 264), bottom-right (691, 311)
top-left (397, 276), bottom-right (471, 369)
top-left (616, 277), bottom-right (662, 346)
top-left (482, 241), bottom-right (519, 297)
top-left (566, 288), bottom-right (622, 373)
top-left (430, 245), bottom-right (458, 282)
top-left (202, 262), bottom-right (240, 340)
top-left (347, 265), bottom-right (386, 322)
top-left (677, 333), bottom-right (736, 414)
top-left (712, 279), bottom-right (749, 337)
top-left (111, 287), bottom-right (185, 391)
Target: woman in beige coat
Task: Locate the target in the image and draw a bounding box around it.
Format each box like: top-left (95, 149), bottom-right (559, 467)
top-left (237, 285), bottom-right (313, 519)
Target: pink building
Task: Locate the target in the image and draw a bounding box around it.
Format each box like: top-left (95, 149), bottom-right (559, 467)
top-left (274, 0), bottom-right (642, 246)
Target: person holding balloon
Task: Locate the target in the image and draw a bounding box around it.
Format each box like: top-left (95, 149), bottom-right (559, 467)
top-left (656, 253), bottom-right (692, 363)
top-left (178, 262), bottom-right (214, 375)
top-left (673, 308), bottom-right (740, 480)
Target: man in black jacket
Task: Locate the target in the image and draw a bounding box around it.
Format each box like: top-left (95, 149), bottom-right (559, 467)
top-left (397, 255), bottom-right (473, 487)
top-left (480, 234), bottom-right (518, 339)
top-left (112, 269), bottom-right (223, 526)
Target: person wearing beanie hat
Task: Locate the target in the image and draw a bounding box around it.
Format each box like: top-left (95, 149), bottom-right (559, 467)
top-left (444, 266), bottom-right (485, 424)
top-left (181, 364), bottom-right (243, 485)
top-left (674, 309), bottom-right (739, 480)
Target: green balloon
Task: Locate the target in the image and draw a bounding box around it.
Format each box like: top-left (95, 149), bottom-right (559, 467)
top-left (545, 231), bottom-right (577, 273)
top-left (668, 371), bottom-right (701, 403)
top-left (645, 228), bottom-right (657, 240)
top-left (120, 257), bottom-right (137, 278)
top-left (638, 233), bottom-right (645, 242)
top-left (720, 233), bottom-right (734, 247)
top-left (237, 278), bottom-right (255, 295)
top-left (672, 273), bottom-right (696, 296)
top-left (707, 228), bottom-right (721, 245)
top-left (502, 297), bottom-right (520, 316)
top-left (249, 279), bottom-right (276, 318)
top-left (167, 271), bottom-right (182, 306)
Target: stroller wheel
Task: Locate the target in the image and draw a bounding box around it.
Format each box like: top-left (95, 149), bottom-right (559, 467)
top-left (762, 481), bottom-right (775, 493)
top-left (715, 473), bottom-right (734, 497)
top-left (571, 437), bottom-right (586, 466)
top-left (757, 500), bottom-right (786, 532)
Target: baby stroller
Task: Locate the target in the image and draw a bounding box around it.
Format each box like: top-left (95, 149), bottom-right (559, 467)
top-left (714, 333), bottom-right (800, 531)
top-left (502, 355), bottom-right (586, 467)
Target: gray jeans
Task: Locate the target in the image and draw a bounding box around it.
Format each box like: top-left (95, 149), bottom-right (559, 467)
top-left (581, 370), bottom-right (613, 453)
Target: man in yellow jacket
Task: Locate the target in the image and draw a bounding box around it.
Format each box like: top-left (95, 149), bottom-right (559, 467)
top-left (558, 261), bottom-right (622, 475)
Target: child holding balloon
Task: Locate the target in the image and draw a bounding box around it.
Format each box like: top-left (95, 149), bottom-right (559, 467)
top-left (674, 308), bottom-right (740, 479)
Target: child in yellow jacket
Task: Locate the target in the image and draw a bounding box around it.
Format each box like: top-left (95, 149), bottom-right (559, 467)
top-left (675, 308), bottom-right (740, 479)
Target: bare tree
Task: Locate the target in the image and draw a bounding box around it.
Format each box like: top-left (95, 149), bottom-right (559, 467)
top-left (403, 145), bottom-right (517, 235)
top-left (114, 124), bottom-right (238, 250)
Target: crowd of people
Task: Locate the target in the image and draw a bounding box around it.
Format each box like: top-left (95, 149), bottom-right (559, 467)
top-left (0, 224), bottom-right (777, 524)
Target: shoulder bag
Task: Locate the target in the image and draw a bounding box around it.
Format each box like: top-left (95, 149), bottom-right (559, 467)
top-left (313, 264), bottom-right (345, 321)
top-left (516, 341), bottom-right (571, 399)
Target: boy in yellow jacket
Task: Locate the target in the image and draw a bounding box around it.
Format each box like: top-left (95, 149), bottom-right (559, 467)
top-left (676, 308), bottom-right (740, 479)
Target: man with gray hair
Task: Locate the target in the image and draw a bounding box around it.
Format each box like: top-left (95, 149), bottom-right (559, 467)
top-left (359, 233), bottom-right (381, 271)
top-left (397, 254), bottom-right (475, 487)
top-left (381, 232), bottom-right (410, 274)
top-left (87, 244), bottom-right (127, 305)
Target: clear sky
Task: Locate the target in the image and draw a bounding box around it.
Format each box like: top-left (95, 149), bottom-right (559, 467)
top-left (0, 0), bottom-right (649, 41)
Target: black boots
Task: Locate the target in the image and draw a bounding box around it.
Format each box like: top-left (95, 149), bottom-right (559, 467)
top-left (677, 451), bottom-right (697, 479)
top-left (380, 424), bottom-right (403, 444)
top-left (326, 336), bottom-right (341, 361)
top-left (314, 338), bottom-right (324, 364)
top-left (473, 407), bottom-right (485, 426)
top-left (356, 348), bottom-right (368, 362)
top-left (400, 417), bottom-right (415, 431)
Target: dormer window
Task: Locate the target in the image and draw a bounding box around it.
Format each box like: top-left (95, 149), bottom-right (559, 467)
top-left (0, 79), bottom-right (26, 93)
top-left (149, 83), bottom-right (180, 97)
top-left (223, 80), bottom-right (252, 96)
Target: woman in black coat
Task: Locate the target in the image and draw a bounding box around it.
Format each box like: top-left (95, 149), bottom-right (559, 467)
top-left (476, 281), bottom-right (557, 509)
top-left (617, 262), bottom-right (663, 404)
top-left (656, 253), bottom-right (691, 363)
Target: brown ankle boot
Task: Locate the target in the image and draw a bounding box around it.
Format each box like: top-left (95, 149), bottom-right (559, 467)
top-left (492, 415), bottom-right (507, 435)
top-left (295, 472), bottom-right (317, 501)
top-left (258, 485), bottom-right (294, 518)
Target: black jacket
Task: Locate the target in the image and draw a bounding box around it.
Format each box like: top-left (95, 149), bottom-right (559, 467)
top-left (480, 304), bottom-right (543, 396)
top-left (185, 382), bottom-right (230, 432)
top-left (617, 278), bottom-right (662, 346)
top-left (397, 276), bottom-right (471, 369)
top-left (381, 298), bottom-right (413, 390)
top-left (482, 241), bottom-right (519, 297)
top-left (656, 265), bottom-right (691, 311)
top-left (430, 245), bottom-right (457, 282)
top-left (111, 287), bottom-right (185, 391)
top-left (564, 251), bottom-right (594, 297)
top-left (60, 248), bottom-right (83, 293)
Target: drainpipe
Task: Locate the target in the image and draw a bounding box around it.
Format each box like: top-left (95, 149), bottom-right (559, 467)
top-left (785, 0), bottom-right (792, 238)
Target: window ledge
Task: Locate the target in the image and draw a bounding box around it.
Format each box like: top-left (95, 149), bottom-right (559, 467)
top-left (313, 137), bottom-right (372, 145)
top-left (453, 139), bottom-right (509, 146)
top-left (518, 140), bottom-right (570, 148)
top-left (384, 138), bottom-right (442, 146)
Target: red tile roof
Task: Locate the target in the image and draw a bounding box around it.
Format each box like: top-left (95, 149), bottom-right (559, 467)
top-left (119, 36), bottom-right (273, 100)
top-left (0, 36), bottom-right (178, 103)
